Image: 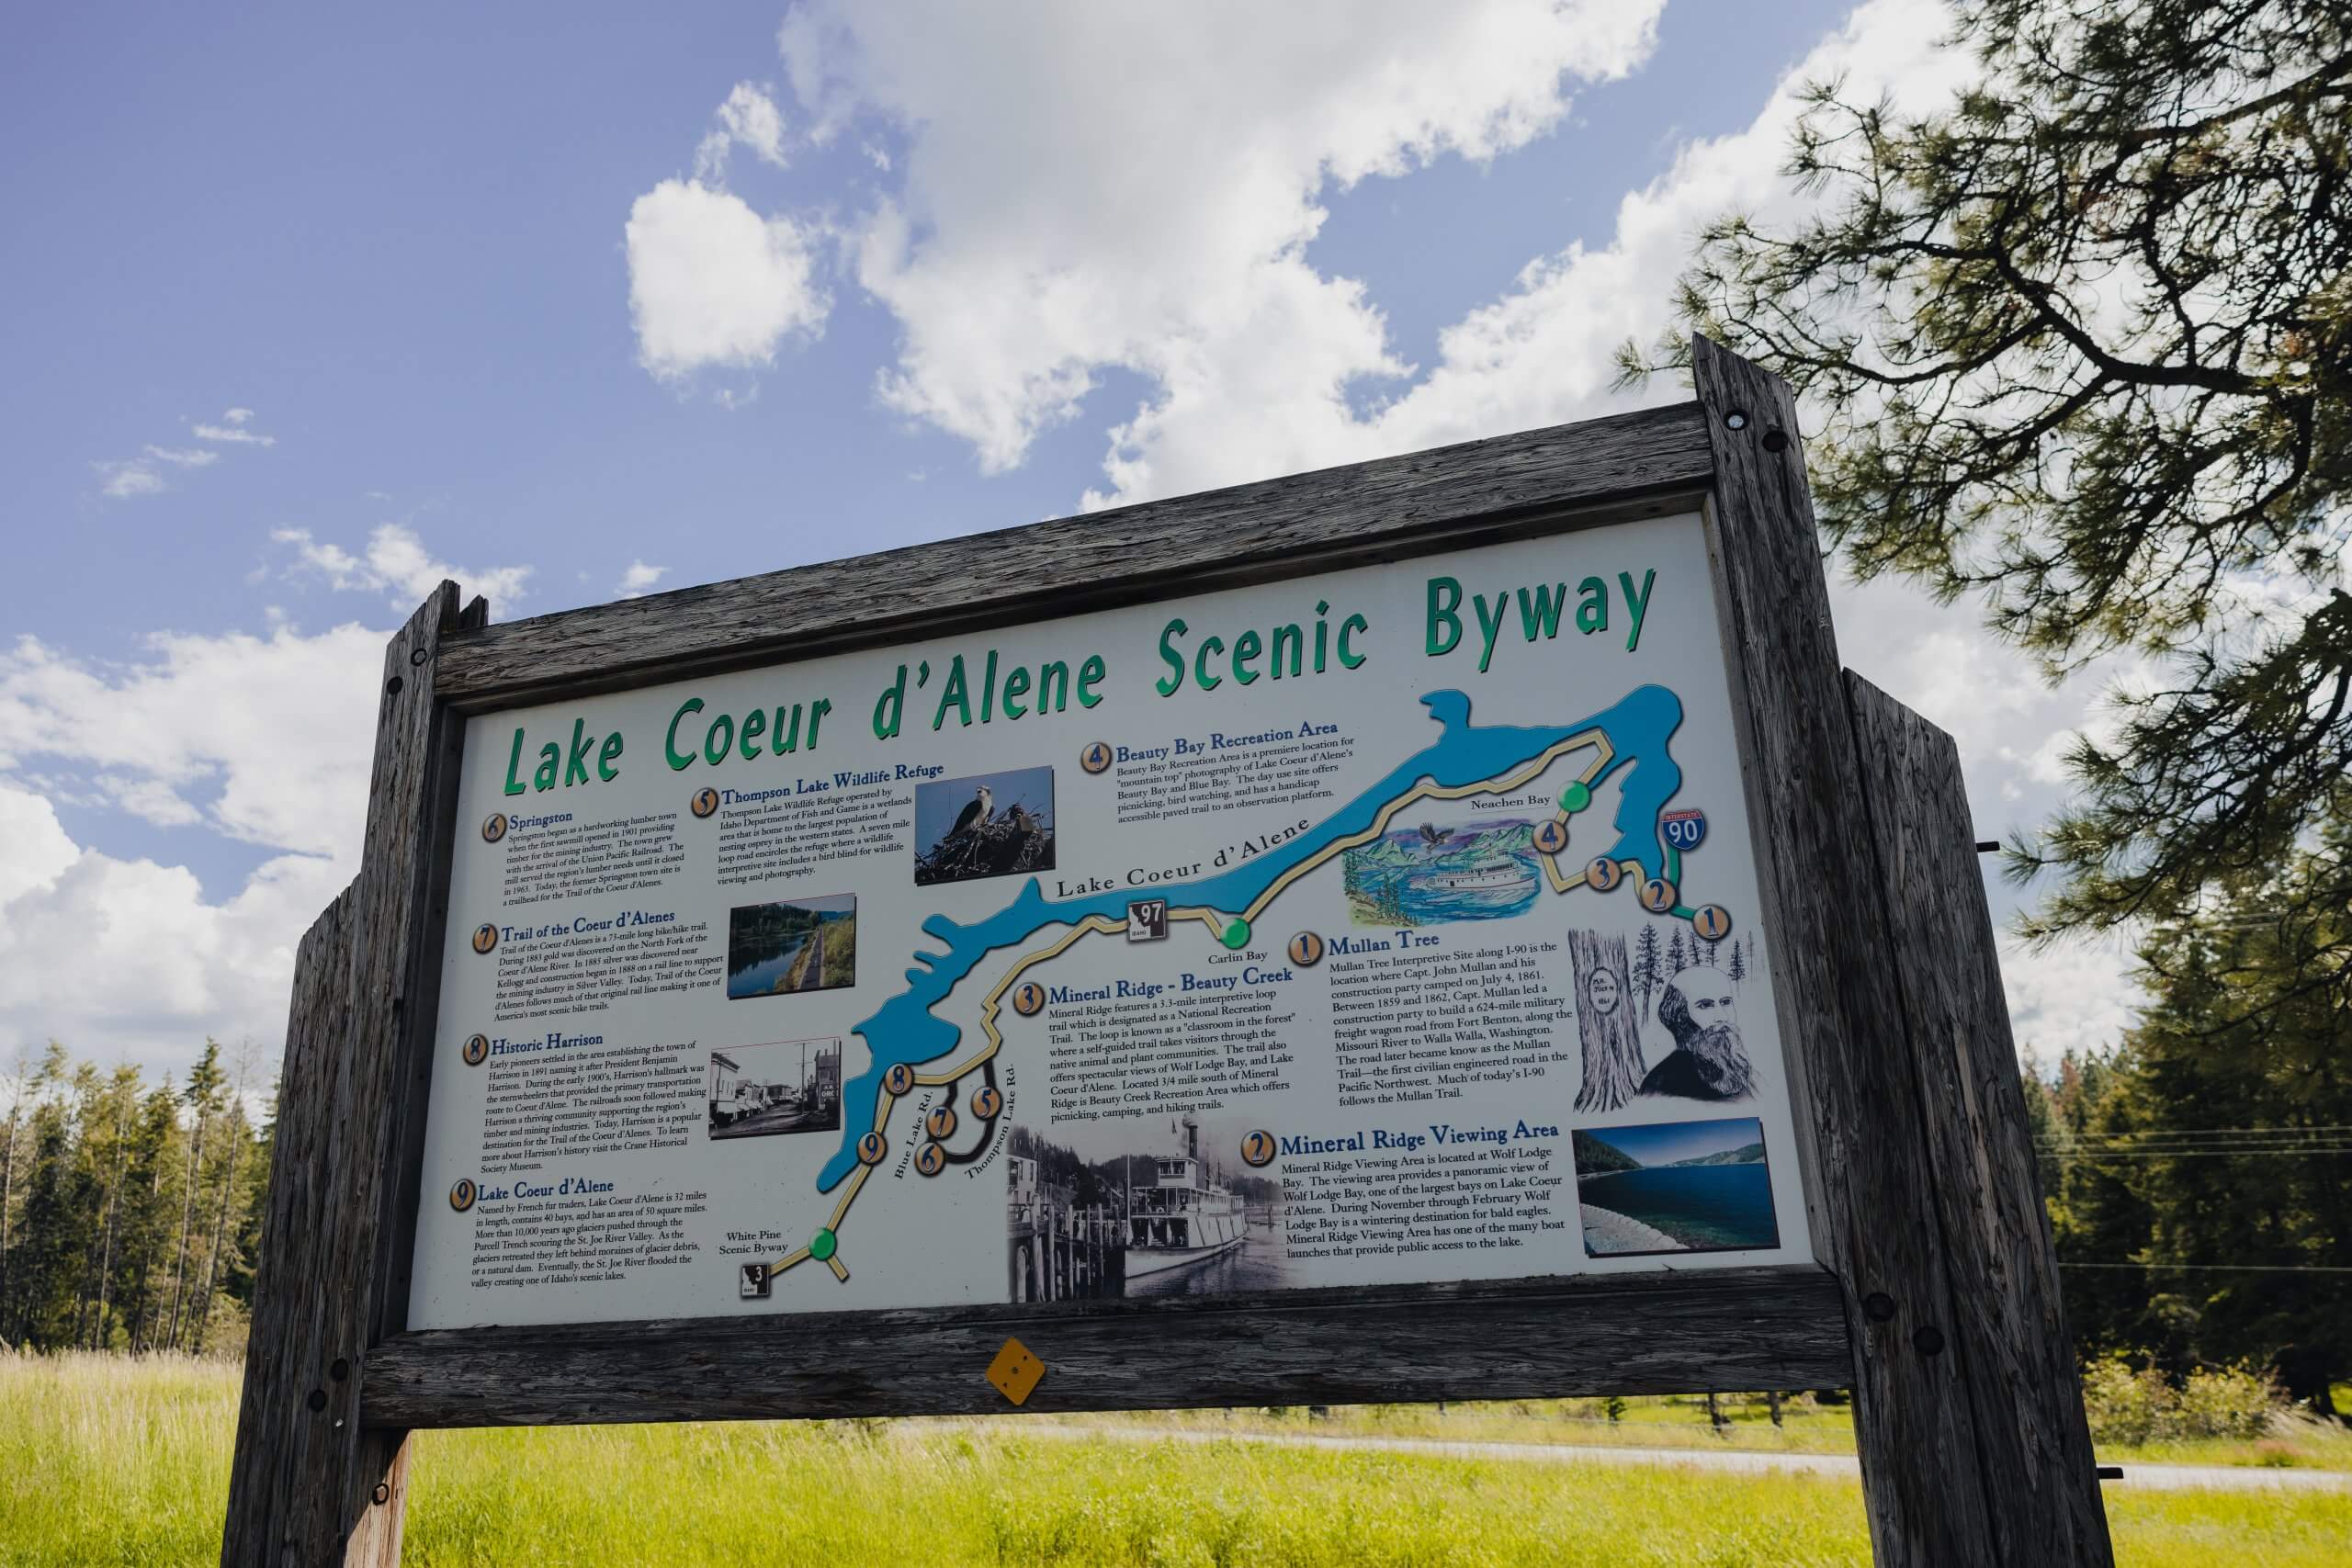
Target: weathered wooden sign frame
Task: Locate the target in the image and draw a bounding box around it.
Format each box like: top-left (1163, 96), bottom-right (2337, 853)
top-left (221, 339), bottom-right (2112, 1567)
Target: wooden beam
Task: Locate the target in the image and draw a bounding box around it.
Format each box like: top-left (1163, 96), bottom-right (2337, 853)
top-left (220, 582), bottom-right (472, 1567)
top-left (1690, 335), bottom-right (2003, 1565)
top-left (361, 1266), bottom-right (1849, 1428)
top-left (432, 403), bottom-right (1714, 711)
top-left (1846, 674), bottom-right (2114, 1564)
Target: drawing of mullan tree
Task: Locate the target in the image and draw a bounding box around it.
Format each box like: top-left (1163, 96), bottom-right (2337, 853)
top-left (1567, 930), bottom-right (1644, 1113)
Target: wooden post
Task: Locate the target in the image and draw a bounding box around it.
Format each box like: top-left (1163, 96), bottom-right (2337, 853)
top-left (1846, 674), bottom-right (2114, 1564)
top-left (222, 583), bottom-right (480, 1567)
top-left (1692, 334), bottom-right (2108, 1563)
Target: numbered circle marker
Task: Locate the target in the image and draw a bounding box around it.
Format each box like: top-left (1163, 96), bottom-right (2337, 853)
top-left (461, 1033), bottom-right (490, 1067)
top-left (926, 1105), bottom-right (958, 1140)
top-left (1586, 856), bottom-right (1623, 892)
top-left (972, 1085), bottom-right (1004, 1119)
top-left (1663, 808), bottom-right (1708, 852)
top-left (1532, 819), bottom-right (1569, 854)
top-left (1080, 741), bottom-right (1114, 774)
top-left (690, 786), bottom-right (720, 819)
top-left (448, 1179), bottom-right (477, 1213)
top-left (1287, 931), bottom-right (1325, 967)
top-left (856, 1131), bottom-right (888, 1165)
top-left (883, 1064), bottom-right (916, 1096)
top-left (1638, 877), bottom-right (1679, 914)
top-left (1240, 1129), bottom-right (1277, 1168)
top-left (1012, 981), bottom-right (1046, 1016)
top-left (915, 1143), bottom-right (945, 1177)
top-left (481, 812), bottom-right (508, 844)
top-left (1692, 905), bottom-right (1734, 942)
top-left (470, 922), bottom-right (499, 954)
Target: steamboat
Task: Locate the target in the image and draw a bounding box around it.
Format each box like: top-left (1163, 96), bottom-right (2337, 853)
top-left (1125, 1113), bottom-right (1248, 1277)
top-left (1419, 853), bottom-right (1536, 893)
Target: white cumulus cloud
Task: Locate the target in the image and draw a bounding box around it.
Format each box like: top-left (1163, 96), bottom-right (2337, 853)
top-left (695, 82), bottom-right (791, 183)
top-left (625, 179), bottom-right (828, 380)
top-left (617, 560), bottom-right (670, 597)
top-left (0, 617), bottom-right (399, 1074)
top-left (274, 523), bottom-right (533, 614)
top-left (775, 0), bottom-right (1663, 476)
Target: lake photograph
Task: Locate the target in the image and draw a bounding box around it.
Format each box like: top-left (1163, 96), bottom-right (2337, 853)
top-left (1572, 1116), bottom-right (1779, 1258)
top-left (725, 894), bottom-right (856, 999)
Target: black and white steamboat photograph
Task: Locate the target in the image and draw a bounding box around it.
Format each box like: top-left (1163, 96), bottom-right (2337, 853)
top-left (1004, 1112), bottom-right (1284, 1303)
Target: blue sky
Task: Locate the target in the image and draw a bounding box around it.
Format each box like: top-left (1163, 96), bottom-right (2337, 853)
top-left (0, 0), bottom-right (2139, 1081)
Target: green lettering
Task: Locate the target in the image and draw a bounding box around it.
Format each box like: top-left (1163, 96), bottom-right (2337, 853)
top-left (1271, 624), bottom-right (1303, 679)
top-left (1232, 628), bottom-right (1262, 685)
top-left (808, 697), bottom-right (831, 749)
top-left (740, 708), bottom-right (766, 760)
top-left (1577, 576), bottom-right (1608, 635)
top-left (1426, 577), bottom-right (1463, 656)
top-left (596, 731), bottom-right (623, 782)
top-left (1194, 635), bottom-right (1225, 692)
top-left (564, 718), bottom-right (594, 787)
top-left (933, 656), bottom-right (974, 729)
top-left (503, 728), bottom-right (529, 795)
top-left (664, 698), bottom-right (704, 771)
top-left (1517, 582), bottom-right (1566, 641)
top-left (1078, 654), bottom-right (1106, 708)
top-left (1037, 660), bottom-right (1069, 713)
top-left (1338, 614), bottom-right (1368, 670)
top-left (1474, 592), bottom-right (1507, 674)
top-left (1619, 569), bottom-right (1656, 652)
top-left (1002, 665), bottom-right (1032, 718)
top-left (1156, 619), bottom-right (1188, 696)
top-left (703, 713), bottom-right (734, 766)
top-left (534, 743), bottom-right (560, 792)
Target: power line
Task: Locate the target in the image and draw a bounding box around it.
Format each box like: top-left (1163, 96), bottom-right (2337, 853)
top-left (2058, 1261), bottom-right (2352, 1275)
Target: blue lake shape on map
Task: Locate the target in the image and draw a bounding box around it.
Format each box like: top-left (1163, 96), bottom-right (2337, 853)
top-left (816, 686), bottom-right (1686, 1191)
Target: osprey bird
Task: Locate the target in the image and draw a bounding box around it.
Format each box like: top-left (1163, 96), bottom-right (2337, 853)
top-left (1009, 802), bottom-right (1039, 834)
top-left (950, 784), bottom-right (993, 839)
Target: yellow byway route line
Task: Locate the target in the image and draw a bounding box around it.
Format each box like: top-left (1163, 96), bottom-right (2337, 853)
top-left (773, 728), bottom-right (1613, 1278)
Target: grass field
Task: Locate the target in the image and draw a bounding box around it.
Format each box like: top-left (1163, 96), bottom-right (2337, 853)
top-left (6, 1354), bottom-right (2348, 1567)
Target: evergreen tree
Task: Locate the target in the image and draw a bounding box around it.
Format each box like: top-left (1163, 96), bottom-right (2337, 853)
top-left (1725, 939), bottom-right (1747, 985)
top-left (1667, 927), bottom-right (1690, 976)
top-left (1632, 923), bottom-right (1662, 1017)
top-left (1629, 0), bottom-right (2352, 986)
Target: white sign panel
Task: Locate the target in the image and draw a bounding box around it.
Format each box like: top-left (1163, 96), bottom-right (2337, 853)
top-left (410, 514), bottom-right (1814, 1329)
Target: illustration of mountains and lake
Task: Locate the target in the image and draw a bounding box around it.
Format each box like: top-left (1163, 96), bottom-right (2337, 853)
top-left (1572, 1116), bottom-right (1780, 1257)
top-left (1341, 819), bottom-right (1540, 927)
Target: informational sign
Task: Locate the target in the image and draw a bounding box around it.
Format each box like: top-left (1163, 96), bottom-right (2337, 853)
top-left (409, 513), bottom-right (1813, 1329)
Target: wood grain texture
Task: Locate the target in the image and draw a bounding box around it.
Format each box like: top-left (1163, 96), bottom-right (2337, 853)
top-left (222, 885), bottom-right (356, 1565)
top-left (434, 404), bottom-right (1713, 711)
top-left (1846, 674), bottom-right (2115, 1565)
top-left (220, 582), bottom-right (471, 1567)
top-left (1690, 335), bottom-right (2001, 1566)
top-left (361, 1266), bottom-right (1849, 1428)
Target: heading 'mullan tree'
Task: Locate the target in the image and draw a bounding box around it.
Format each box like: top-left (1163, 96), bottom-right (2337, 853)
top-left (1623, 0), bottom-right (2350, 995)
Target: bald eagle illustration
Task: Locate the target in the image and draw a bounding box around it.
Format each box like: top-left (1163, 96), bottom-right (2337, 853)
top-left (1417, 823), bottom-right (1451, 847)
top-left (951, 784), bottom-right (993, 840)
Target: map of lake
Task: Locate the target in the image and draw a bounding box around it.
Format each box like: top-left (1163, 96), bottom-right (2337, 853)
top-left (816, 685), bottom-right (1688, 1192)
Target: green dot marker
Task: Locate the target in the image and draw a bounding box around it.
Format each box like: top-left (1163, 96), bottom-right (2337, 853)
top-left (1559, 780), bottom-right (1593, 814)
top-left (809, 1227), bottom-right (837, 1262)
top-left (1221, 918), bottom-right (1253, 950)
